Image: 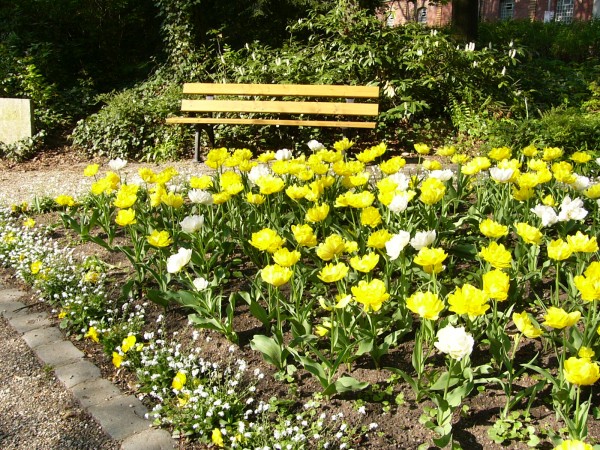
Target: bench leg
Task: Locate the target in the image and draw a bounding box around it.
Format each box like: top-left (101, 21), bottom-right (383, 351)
top-left (193, 125), bottom-right (215, 163)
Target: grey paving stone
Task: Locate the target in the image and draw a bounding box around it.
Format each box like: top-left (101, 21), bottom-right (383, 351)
top-left (22, 326), bottom-right (64, 348)
top-left (71, 378), bottom-right (124, 408)
top-left (33, 339), bottom-right (84, 367)
top-left (87, 395), bottom-right (150, 441)
top-left (54, 359), bottom-right (101, 389)
top-left (0, 288), bottom-right (28, 305)
top-left (0, 300), bottom-right (27, 318)
top-left (8, 311), bottom-right (52, 333)
top-left (120, 428), bottom-right (175, 450)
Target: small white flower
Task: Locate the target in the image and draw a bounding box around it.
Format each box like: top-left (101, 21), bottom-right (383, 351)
top-left (188, 189), bottom-right (213, 205)
top-left (434, 324), bottom-right (474, 361)
top-left (275, 148), bottom-right (292, 161)
top-left (410, 230), bottom-right (436, 250)
top-left (166, 248), bottom-right (192, 273)
top-left (385, 231), bottom-right (411, 260)
top-left (192, 277), bottom-right (209, 291)
top-left (108, 157), bottom-right (127, 171)
top-left (307, 140), bottom-right (324, 151)
top-left (180, 214), bottom-right (204, 233)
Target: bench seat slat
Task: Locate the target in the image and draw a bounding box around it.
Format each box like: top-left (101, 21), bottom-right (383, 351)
top-left (182, 83), bottom-right (379, 98)
top-left (166, 117), bottom-right (377, 129)
top-left (180, 100), bottom-right (378, 116)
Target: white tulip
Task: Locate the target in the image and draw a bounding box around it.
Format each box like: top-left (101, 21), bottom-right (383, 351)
top-left (385, 231), bottom-right (411, 260)
top-left (180, 215), bottom-right (204, 233)
top-left (188, 189), bottom-right (213, 205)
top-left (108, 157), bottom-right (127, 171)
top-left (410, 230), bottom-right (436, 250)
top-left (193, 277), bottom-right (209, 291)
top-left (167, 248), bottom-right (192, 273)
top-left (531, 204), bottom-right (558, 227)
top-left (307, 140), bottom-right (324, 151)
top-left (434, 325), bottom-right (474, 361)
top-left (275, 148), bottom-right (292, 161)
top-left (558, 196), bottom-right (588, 222)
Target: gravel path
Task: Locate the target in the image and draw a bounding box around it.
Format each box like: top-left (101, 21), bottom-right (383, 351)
top-left (0, 154), bottom-right (213, 206)
top-left (0, 315), bottom-right (119, 450)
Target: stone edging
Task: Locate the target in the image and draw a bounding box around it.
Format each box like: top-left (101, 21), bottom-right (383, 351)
top-left (0, 286), bottom-right (176, 450)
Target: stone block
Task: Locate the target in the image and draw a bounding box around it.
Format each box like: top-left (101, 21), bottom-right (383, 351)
top-left (0, 98), bottom-right (34, 144)
top-left (71, 378), bottom-right (123, 408)
top-left (54, 359), bottom-right (101, 389)
top-left (87, 395), bottom-right (150, 440)
top-left (0, 288), bottom-right (28, 306)
top-left (9, 311), bottom-right (52, 333)
top-left (120, 428), bottom-right (175, 450)
top-left (33, 339), bottom-right (83, 367)
top-left (0, 300), bottom-right (27, 318)
top-left (22, 326), bottom-right (64, 348)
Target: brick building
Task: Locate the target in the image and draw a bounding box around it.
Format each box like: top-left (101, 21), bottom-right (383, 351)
top-left (383, 0), bottom-right (599, 26)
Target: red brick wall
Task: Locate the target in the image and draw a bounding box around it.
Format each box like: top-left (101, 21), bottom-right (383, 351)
top-left (380, 0), bottom-right (595, 26)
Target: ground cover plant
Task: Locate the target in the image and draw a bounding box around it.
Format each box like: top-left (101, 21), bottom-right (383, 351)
top-left (2, 139), bottom-right (600, 449)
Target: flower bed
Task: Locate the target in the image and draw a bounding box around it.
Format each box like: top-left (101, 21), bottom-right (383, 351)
top-left (2, 139), bottom-right (600, 449)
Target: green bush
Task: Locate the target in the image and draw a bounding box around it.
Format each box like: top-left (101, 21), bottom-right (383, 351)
top-left (484, 107), bottom-right (600, 153)
top-left (71, 69), bottom-right (193, 160)
top-left (206, 4), bottom-right (521, 146)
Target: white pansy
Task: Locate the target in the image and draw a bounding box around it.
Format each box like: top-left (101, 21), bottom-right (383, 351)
top-left (180, 214), bottom-right (204, 233)
top-left (248, 164), bottom-right (271, 185)
top-left (385, 231), bottom-right (411, 260)
top-left (108, 157), bottom-right (127, 171)
top-left (531, 204), bottom-right (558, 227)
top-left (307, 140), bottom-right (324, 151)
top-left (410, 230), bottom-right (436, 250)
top-left (434, 324), bottom-right (474, 361)
top-left (558, 196), bottom-right (588, 222)
top-left (489, 167), bottom-right (514, 183)
top-left (428, 169), bottom-right (454, 182)
top-left (193, 277), bottom-right (209, 291)
top-left (188, 189), bottom-right (213, 205)
top-left (388, 193), bottom-right (410, 213)
top-left (275, 148), bottom-right (292, 161)
top-left (166, 248), bottom-right (192, 273)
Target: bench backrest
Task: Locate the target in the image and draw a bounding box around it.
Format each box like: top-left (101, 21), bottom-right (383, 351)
top-left (179, 83), bottom-right (379, 117)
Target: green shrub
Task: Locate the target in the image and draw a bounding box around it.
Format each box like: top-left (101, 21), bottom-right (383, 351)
top-left (205, 5), bottom-right (521, 146)
top-left (71, 69), bottom-right (193, 160)
top-left (485, 107), bottom-right (600, 153)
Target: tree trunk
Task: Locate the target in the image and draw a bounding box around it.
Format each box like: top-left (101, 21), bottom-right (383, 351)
top-left (452, 0), bottom-right (479, 42)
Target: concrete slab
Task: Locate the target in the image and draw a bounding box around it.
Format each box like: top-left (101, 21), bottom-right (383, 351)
top-left (0, 288), bottom-right (28, 305)
top-left (87, 395), bottom-right (150, 440)
top-left (0, 98), bottom-right (34, 144)
top-left (22, 326), bottom-right (64, 348)
top-left (71, 378), bottom-right (123, 408)
top-left (54, 359), bottom-right (101, 389)
top-left (8, 311), bottom-right (52, 333)
top-left (120, 428), bottom-right (175, 450)
top-left (33, 339), bottom-right (84, 367)
top-left (0, 300), bottom-right (27, 318)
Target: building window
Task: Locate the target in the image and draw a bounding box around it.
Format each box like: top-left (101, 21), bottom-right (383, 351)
top-left (499, 0), bottom-right (515, 20)
top-left (555, 0), bottom-right (574, 22)
top-left (417, 7), bottom-right (428, 24)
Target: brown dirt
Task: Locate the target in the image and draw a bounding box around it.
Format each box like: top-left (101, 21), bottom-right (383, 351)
top-left (2, 147), bottom-right (599, 449)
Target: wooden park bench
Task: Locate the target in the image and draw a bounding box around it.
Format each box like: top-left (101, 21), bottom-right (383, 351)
top-left (166, 83), bottom-right (380, 161)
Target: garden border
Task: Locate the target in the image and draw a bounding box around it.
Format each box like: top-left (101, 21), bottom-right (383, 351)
top-left (0, 285), bottom-right (176, 450)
